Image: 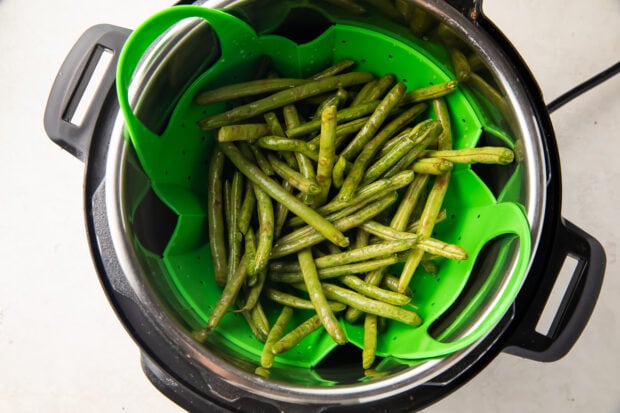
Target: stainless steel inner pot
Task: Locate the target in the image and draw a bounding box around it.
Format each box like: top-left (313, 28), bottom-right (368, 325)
top-left (104, 0), bottom-right (547, 407)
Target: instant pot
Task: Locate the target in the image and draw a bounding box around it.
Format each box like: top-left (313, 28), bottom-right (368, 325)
top-left (44, 0), bottom-right (606, 411)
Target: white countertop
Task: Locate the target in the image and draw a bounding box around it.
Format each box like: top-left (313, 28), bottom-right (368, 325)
top-left (1, 1), bottom-right (618, 411)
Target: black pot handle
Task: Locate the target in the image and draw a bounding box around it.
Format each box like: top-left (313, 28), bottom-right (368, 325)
top-left (504, 218), bottom-right (605, 362)
top-left (44, 24), bottom-right (130, 162)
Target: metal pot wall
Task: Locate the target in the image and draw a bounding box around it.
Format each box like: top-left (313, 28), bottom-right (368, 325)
top-left (44, 0), bottom-right (605, 411)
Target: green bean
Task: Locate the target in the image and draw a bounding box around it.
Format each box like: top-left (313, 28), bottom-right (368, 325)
top-left (298, 248), bottom-right (347, 344)
top-left (271, 192), bottom-right (397, 258)
top-left (421, 259), bottom-right (439, 275)
top-left (337, 103), bottom-right (427, 201)
top-left (313, 283), bottom-right (422, 326)
top-left (332, 155), bottom-right (348, 188)
top-left (361, 0), bottom-right (402, 21)
top-left (264, 111), bottom-right (286, 137)
top-left (267, 153), bottom-right (321, 195)
top-left (286, 100), bottom-right (380, 138)
top-left (354, 228), bottom-right (371, 249)
top-left (382, 274), bottom-right (413, 297)
top-left (195, 78), bottom-right (306, 105)
top-left (272, 314), bottom-right (324, 354)
top-left (217, 124), bottom-right (270, 142)
top-left (283, 104), bottom-right (302, 130)
top-left (450, 48), bottom-right (471, 82)
top-left (468, 53), bottom-right (486, 72)
top-left (251, 302), bottom-right (271, 339)
top-left (241, 266), bottom-right (267, 311)
top-left (467, 72), bottom-right (510, 116)
top-left (253, 185), bottom-right (275, 274)
top-left (391, 174), bottom-right (430, 230)
top-left (407, 209), bottom-right (447, 232)
top-left (411, 158), bottom-right (454, 175)
top-left (256, 136), bottom-right (318, 160)
top-left (308, 116), bottom-right (371, 149)
top-left (265, 288), bottom-right (346, 312)
top-left (244, 227), bottom-right (258, 277)
top-left (408, 6), bottom-right (435, 37)
top-left (324, 0), bottom-right (367, 14)
top-left (395, 0), bottom-right (414, 20)
top-left (398, 99), bottom-right (453, 293)
top-left (245, 144), bottom-right (274, 176)
top-left (310, 59), bottom-right (357, 80)
top-left (351, 79), bottom-right (378, 106)
top-left (315, 105), bottom-right (337, 205)
top-left (219, 143), bottom-right (349, 247)
top-left (270, 255), bottom-right (403, 284)
top-left (340, 83), bottom-right (406, 161)
top-left (400, 80), bottom-right (458, 105)
top-left (422, 147), bottom-right (515, 164)
top-left (340, 275), bottom-right (411, 305)
top-left (207, 148), bottom-right (227, 287)
top-left (378, 127), bottom-right (412, 157)
top-left (360, 221), bottom-right (467, 260)
top-left (315, 88), bottom-right (349, 119)
top-left (363, 314), bottom-right (378, 369)
top-left (364, 73), bottom-right (396, 102)
top-left (195, 253), bottom-right (249, 339)
top-left (363, 119), bottom-right (442, 183)
top-left (240, 305), bottom-right (268, 343)
top-left (225, 173), bottom-right (244, 282)
top-left (199, 72), bottom-right (374, 129)
top-left (261, 306), bottom-right (293, 368)
top-left (237, 181), bottom-right (256, 235)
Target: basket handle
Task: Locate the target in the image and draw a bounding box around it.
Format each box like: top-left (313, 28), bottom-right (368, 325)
top-left (116, 6), bottom-right (259, 144)
top-left (503, 218), bottom-right (605, 361)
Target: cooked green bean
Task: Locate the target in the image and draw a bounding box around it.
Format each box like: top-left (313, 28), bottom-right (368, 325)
top-left (272, 314), bottom-right (323, 354)
top-left (422, 147), bottom-right (515, 164)
top-left (340, 275), bottom-right (411, 305)
top-left (241, 266), bottom-right (267, 310)
top-left (271, 192), bottom-right (397, 258)
top-left (378, 127), bottom-right (412, 157)
top-left (308, 116), bottom-right (371, 148)
top-left (364, 73), bottom-right (396, 102)
top-left (363, 119), bottom-right (442, 183)
top-left (362, 0), bottom-right (402, 20)
top-left (246, 144), bottom-right (275, 176)
top-left (338, 104), bottom-right (428, 200)
top-left (391, 174), bottom-right (430, 230)
top-left (332, 155), bottom-right (348, 188)
top-left (407, 209), bottom-right (447, 232)
top-left (264, 111), bottom-right (286, 137)
top-left (253, 185), bottom-right (275, 274)
top-left (315, 105), bottom-right (337, 205)
top-left (411, 158), bottom-right (454, 175)
top-left (467, 72), bottom-right (510, 116)
top-left (283, 104), bottom-right (302, 130)
top-left (251, 302), bottom-right (271, 339)
top-left (315, 88), bottom-right (349, 119)
top-left (237, 181), bottom-right (256, 235)
top-left (400, 80), bottom-right (458, 105)
top-left (286, 100), bottom-right (380, 138)
top-left (312, 283), bottom-right (422, 326)
top-left (207, 148), bottom-right (227, 287)
top-left (270, 255), bottom-right (403, 284)
top-left (298, 248), bottom-right (347, 344)
top-left (421, 259), bottom-right (439, 275)
top-left (240, 305), bottom-right (268, 343)
top-left (219, 142), bottom-right (349, 247)
top-left (265, 288), bottom-right (346, 312)
top-left (324, 0), bottom-right (367, 14)
top-left (363, 314), bottom-right (378, 369)
top-left (244, 227), bottom-right (258, 277)
top-left (360, 221), bottom-right (467, 260)
top-left (267, 153), bottom-right (321, 195)
top-left (217, 124), bottom-right (270, 142)
top-left (256, 136), bottom-right (318, 160)
top-left (274, 179), bottom-right (293, 240)
top-left (195, 78), bottom-right (306, 105)
top-left (225, 173), bottom-right (244, 282)
top-left (195, 253), bottom-right (249, 339)
top-left (351, 78), bottom-right (378, 106)
top-left (340, 82), bottom-right (406, 161)
top-left (398, 98), bottom-right (453, 293)
top-left (261, 306), bottom-right (293, 368)
top-left (199, 72), bottom-right (374, 130)
top-left (310, 59), bottom-right (357, 80)
top-left (382, 274), bottom-right (413, 297)
top-left (450, 48), bottom-right (471, 82)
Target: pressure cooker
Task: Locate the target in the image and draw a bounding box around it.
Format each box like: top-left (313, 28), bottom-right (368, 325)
top-left (44, 0), bottom-right (606, 411)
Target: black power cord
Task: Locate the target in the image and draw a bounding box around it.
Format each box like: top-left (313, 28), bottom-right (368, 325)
top-left (547, 60), bottom-right (620, 114)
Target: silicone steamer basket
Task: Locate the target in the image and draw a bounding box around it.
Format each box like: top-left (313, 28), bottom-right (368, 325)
top-left (116, 6), bottom-right (531, 368)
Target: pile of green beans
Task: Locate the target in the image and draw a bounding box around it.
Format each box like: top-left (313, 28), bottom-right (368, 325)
top-left (192, 59), bottom-right (515, 372)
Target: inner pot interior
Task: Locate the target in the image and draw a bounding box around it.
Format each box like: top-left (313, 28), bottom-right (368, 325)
top-left (117, 1), bottom-right (540, 388)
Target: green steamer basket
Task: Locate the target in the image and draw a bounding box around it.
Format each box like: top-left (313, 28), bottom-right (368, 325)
top-left (116, 6), bottom-right (531, 368)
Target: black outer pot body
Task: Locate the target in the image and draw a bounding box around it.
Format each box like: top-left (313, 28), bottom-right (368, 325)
top-left (44, 1), bottom-right (606, 411)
